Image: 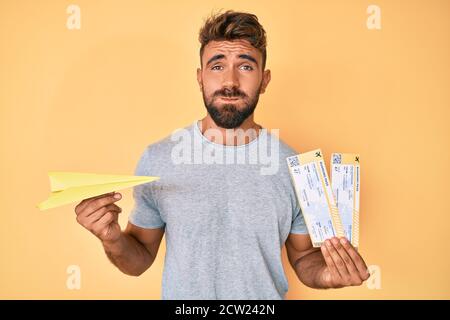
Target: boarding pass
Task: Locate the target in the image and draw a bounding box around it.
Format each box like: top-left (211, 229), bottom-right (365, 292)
top-left (287, 149), bottom-right (345, 247)
top-left (331, 153), bottom-right (360, 247)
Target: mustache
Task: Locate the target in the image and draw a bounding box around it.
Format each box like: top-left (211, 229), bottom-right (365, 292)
top-left (213, 88), bottom-right (247, 99)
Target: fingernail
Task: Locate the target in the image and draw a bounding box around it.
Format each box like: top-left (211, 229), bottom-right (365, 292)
top-left (326, 240), bottom-right (332, 247)
top-left (340, 238), bottom-right (347, 245)
top-left (332, 238), bottom-right (339, 245)
top-left (114, 193), bottom-right (121, 199)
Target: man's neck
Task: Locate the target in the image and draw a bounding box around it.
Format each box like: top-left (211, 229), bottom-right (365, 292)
top-left (199, 115), bottom-right (262, 146)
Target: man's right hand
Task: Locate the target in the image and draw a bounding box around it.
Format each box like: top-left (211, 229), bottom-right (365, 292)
top-left (75, 192), bottom-right (123, 243)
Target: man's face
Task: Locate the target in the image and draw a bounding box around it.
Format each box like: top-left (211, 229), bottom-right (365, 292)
top-left (197, 39), bottom-right (271, 129)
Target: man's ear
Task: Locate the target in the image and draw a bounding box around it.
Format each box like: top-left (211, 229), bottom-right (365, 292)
top-left (197, 68), bottom-right (203, 91)
top-left (260, 69), bottom-right (271, 94)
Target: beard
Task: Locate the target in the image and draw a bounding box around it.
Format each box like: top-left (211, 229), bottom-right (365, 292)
top-left (202, 85), bottom-right (261, 129)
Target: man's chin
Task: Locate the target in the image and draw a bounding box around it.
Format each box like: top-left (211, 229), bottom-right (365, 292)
top-left (205, 99), bottom-right (258, 129)
top-left (210, 113), bottom-right (245, 129)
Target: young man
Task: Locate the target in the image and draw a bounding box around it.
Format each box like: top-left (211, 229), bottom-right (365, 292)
top-left (75, 10), bottom-right (370, 299)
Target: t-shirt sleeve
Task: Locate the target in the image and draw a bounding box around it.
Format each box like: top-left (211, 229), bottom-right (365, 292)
top-left (290, 203), bottom-right (309, 234)
top-left (128, 147), bottom-right (166, 229)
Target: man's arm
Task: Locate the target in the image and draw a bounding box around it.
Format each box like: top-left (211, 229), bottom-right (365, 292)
top-left (102, 223), bottom-right (165, 276)
top-left (286, 233), bottom-right (370, 289)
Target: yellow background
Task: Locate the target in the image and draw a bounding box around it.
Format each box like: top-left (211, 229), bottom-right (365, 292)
top-left (1, 0), bottom-right (449, 299)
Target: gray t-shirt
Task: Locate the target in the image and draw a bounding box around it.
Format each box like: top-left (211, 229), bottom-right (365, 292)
top-left (129, 120), bottom-right (308, 299)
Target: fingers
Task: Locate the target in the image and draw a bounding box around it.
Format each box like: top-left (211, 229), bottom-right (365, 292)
top-left (85, 204), bottom-right (121, 225)
top-left (320, 244), bottom-right (341, 285)
top-left (77, 203), bottom-right (121, 238)
top-left (331, 237), bottom-right (363, 285)
top-left (339, 237), bottom-right (370, 281)
top-left (323, 239), bottom-right (351, 283)
top-left (77, 203), bottom-right (120, 228)
top-left (75, 192), bottom-right (117, 214)
top-left (75, 193), bottom-right (122, 218)
top-left (320, 237), bottom-right (371, 288)
top-left (96, 210), bottom-right (118, 227)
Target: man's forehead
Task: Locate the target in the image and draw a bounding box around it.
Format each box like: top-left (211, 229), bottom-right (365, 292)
top-left (203, 39), bottom-right (260, 57)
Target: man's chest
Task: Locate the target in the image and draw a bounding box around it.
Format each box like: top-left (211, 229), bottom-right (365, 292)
top-left (150, 165), bottom-right (294, 235)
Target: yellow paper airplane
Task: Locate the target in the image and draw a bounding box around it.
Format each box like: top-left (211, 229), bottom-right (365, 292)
top-left (37, 172), bottom-right (159, 210)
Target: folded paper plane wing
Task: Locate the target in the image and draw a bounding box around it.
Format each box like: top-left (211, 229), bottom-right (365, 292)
top-left (37, 172), bottom-right (159, 210)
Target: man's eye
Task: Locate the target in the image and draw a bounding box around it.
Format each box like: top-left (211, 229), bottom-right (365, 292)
top-left (211, 65), bottom-right (223, 70)
top-left (240, 65), bottom-right (253, 71)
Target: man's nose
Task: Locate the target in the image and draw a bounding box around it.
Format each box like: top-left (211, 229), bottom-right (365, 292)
top-left (222, 68), bottom-right (239, 89)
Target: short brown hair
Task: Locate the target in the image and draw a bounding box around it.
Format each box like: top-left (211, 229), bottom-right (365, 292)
top-left (198, 10), bottom-right (267, 69)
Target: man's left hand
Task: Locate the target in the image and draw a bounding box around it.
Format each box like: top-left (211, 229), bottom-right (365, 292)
top-left (319, 237), bottom-right (370, 288)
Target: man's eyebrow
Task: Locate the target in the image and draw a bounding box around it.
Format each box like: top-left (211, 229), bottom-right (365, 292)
top-left (205, 53), bottom-right (259, 67)
top-left (206, 54), bottom-right (225, 67)
top-left (238, 54), bottom-right (258, 66)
